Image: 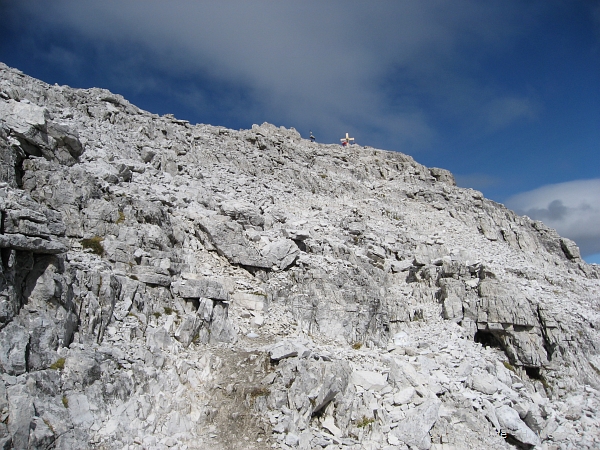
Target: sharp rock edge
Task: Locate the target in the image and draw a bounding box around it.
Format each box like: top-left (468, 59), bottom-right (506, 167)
top-left (0, 61), bottom-right (599, 450)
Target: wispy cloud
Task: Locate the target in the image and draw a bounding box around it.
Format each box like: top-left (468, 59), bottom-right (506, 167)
top-left (505, 179), bottom-right (600, 257)
top-left (10, 0), bottom-right (548, 150)
top-left (483, 96), bottom-right (538, 132)
top-left (42, 45), bottom-right (82, 73)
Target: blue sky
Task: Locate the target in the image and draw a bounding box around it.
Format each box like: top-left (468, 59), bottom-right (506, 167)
top-left (1, 1), bottom-right (599, 262)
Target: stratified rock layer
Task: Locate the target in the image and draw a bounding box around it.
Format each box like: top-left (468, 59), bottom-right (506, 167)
top-left (1, 62), bottom-right (599, 449)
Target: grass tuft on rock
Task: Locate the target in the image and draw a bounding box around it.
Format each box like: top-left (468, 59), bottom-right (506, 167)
top-left (503, 361), bottom-right (516, 373)
top-left (49, 357), bottom-right (66, 370)
top-left (356, 416), bottom-right (375, 428)
top-left (81, 236), bottom-right (104, 256)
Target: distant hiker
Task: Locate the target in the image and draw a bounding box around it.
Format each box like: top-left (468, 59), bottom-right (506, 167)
top-left (310, 131), bottom-right (315, 142)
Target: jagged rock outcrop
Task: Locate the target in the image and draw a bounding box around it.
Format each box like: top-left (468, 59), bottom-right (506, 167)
top-left (1, 62), bottom-right (599, 449)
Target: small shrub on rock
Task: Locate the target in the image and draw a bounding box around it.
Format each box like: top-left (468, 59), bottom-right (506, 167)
top-left (356, 416), bottom-right (375, 428)
top-left (81, 236), bottom-right (104, 256)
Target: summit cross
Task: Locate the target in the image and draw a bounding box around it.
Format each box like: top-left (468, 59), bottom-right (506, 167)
top-left (340, 133), bottom-right (354, 146)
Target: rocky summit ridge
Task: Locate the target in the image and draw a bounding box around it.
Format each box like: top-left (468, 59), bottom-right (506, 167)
top-left (0, 61), bottom-right (599, 450)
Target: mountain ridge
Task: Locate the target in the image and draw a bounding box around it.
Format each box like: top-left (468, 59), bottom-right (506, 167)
top-left (0, 62), bottom-right (599, 449)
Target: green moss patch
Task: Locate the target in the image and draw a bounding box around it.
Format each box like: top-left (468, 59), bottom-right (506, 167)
top-left (49, 357), bottom-right (66, 370)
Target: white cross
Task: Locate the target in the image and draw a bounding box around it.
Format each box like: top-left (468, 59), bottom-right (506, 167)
top-left (340, 133), bottom-right (354, 145)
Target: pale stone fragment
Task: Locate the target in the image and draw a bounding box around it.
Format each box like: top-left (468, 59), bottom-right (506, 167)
top-left (351, 370), bottom-right (388, 391)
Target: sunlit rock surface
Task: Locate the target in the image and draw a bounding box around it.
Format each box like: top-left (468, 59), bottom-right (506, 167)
top-left (1, 62), bottom-right (599, 449)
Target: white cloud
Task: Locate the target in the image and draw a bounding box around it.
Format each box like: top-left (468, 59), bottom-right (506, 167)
top-left (13, 0), bottom-right (547, 150)
top-left (505, 179), bottom-right (600, 256)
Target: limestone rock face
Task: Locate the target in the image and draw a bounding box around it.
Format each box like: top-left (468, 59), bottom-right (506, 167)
top-left (390, 399), bottom-right (441, 450)
top-left (171, 277), bottom-right (228, 301)
top-left (495, 404), bottom-right (541, 447)
top-left (197, 215), bottom-right (272, 268)
top-left (261, 238), bottom-right (299, 269)
top-left (0, 322), bottom-right (28, 375)
top-left (220, 199), bottom-right (265, 229)
top-left (0, 62), bottom-right (599, 449)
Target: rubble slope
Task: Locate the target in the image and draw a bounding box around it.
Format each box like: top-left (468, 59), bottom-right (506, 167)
top-left (1, 62), bottom-right (599, 450)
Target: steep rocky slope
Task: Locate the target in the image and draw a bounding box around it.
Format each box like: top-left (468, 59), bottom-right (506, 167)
top-left (0, 62), bottom-right (599, 449)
